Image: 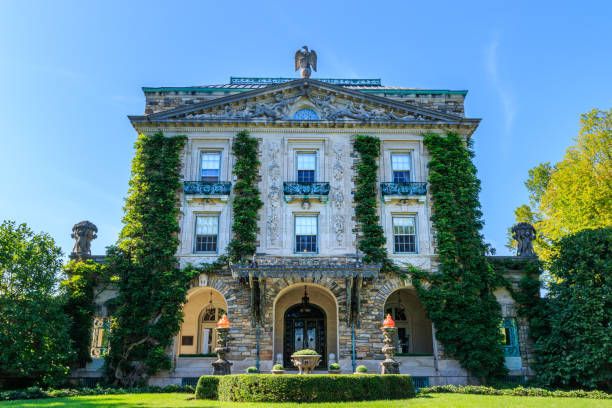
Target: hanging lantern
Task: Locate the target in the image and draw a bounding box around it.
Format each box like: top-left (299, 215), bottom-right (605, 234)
top-left (217, 314), bottom-right (230, 328)
top-left (383, 314), bottom-right (395, 328)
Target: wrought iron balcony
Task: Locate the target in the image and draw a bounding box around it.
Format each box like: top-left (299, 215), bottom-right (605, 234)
top-left (283, 182), bottom-right (330, 202)
top-left (184, 181), bottom-right (232, 196)
top-left (380, 182), bottom-right (428, 196)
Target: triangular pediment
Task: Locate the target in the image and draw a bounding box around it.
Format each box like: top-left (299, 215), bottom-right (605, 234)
top-left (133, 79), bottom-right (473, 125)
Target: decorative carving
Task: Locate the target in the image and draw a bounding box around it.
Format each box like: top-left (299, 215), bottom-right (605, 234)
top-left (333, 215), bottom-right (345, 245)
top-left (294, 46), bottom-right (317, 78)
top-left (331, 186), bottom-right (344, 210)
top-left (512, 223), bottom-right (537, 257)
top-left (184, 181), bottom-right (232, 195)
top-left (267, 213), bottom-right (280, 245)
top-left (380, 182), bottom-right (427, 196)
top-left (71, 221), bottom-right (98, 256)
top-left (283, 182), bottom-right (330, 196)
top-left (301, 199), bottom-right (311, 210)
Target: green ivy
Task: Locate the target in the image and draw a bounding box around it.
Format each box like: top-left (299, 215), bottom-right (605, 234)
top-left (353, 135), bottom-right (400, 274)
top-left (226, 130), bottom-right (263, 263)
top-left (105, 132), bottom-right (197, 387)
top-left (412, 131), bottom-right (507, 382)
top-left (61, 259), bottom-right (109, 368)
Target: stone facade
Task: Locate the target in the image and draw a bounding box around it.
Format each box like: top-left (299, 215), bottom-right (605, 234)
top-left (78, 75), bottom-right (534, 386)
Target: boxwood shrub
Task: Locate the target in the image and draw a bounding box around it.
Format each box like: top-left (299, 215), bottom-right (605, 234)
top-left (195, 376), bottom-right (219, 400)
top-left (214, 374), bottom-right (416, 402)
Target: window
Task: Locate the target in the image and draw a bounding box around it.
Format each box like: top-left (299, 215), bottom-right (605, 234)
top-left (295, 215), bottom-right (318, 253)
top-left (393, 216), bottom-right (417, 253)
top-left (297, 153), bottom-right (316, 182)
top-left (201, 152), bottom-right (221, 182)
top-left (199, 306), bottom-right (226, 354)
top-left (391, 153), bottom-right (411, 182)
top-left (501, 318), bottom-right (520, 357)
top-left (195, 215), bottom-right (219, 253)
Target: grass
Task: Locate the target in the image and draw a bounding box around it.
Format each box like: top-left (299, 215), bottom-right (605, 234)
top-left (1, 393), bottom-right (610, 408)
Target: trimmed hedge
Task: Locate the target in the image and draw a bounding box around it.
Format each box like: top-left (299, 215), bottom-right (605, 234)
top-left (0, 385), bottom-right (194, 401)
top-left (208, 374), bottom-right (415, 402)
top-left (195, 376), bottom-right (219, 400)
top-left (419, 385), bottom-right (611, 399)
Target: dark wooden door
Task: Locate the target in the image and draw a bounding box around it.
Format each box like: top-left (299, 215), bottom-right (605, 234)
top-left (283, 303), bottom-right (326, 369)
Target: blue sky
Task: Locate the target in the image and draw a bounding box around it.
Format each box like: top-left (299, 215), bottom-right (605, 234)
top-left (1, 1), bottom-right (610, 257)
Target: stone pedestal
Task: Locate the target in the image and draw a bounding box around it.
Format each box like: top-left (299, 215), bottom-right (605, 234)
top-left (380, 326), bottom-right (400, 374)
top-left (212, 327), bottom-right (232, 375)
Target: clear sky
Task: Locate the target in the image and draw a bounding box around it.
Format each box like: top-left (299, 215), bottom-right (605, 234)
top-left (1, 1), bottom-right (610, 258)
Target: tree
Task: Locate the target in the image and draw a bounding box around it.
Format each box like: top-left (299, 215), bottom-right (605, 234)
top-left (533, 227), bottom-right (612, 391)
top-left (0, 221), bottom-right (73, 388)
top-left (511, 109), bottom-right (612, 261)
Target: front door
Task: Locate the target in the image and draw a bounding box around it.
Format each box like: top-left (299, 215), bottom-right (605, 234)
top-left (283, 303), bottom-right (326, 369)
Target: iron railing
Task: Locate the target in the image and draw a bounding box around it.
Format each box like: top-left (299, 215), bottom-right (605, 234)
top-left (380, 182), bottom-right (427, 196)
top-left (184, 181), bottom-right (232, 195)
top-left (283, 182), bottom-right (330, 196)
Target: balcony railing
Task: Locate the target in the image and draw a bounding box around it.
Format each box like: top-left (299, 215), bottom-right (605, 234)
top-left (184, 181), bottom-right (232, 195)
top-left (283, 182), bottom-right (330, 196)
top-left (380, 182), bottom-right (427, 196)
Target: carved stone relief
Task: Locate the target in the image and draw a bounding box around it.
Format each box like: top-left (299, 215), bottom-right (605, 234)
top-left (181, 87), bottom-right (436, 123)
top-left (266, 142), bottom-right (282, 246)
top-left (333, 215), bottom-right (345, 245)
top-left (331, 186), bottom-right (344, 211)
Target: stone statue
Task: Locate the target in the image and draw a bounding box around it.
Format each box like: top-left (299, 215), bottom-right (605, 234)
top-left (71, 221), bottom-right (98, 256)
top-left (295, 46), bottom-right (317, 78)
top-left (511, 222), bottom-right (537, 257)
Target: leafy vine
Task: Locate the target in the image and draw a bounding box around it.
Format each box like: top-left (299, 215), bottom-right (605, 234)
top-left (411, 131), bottom-right (507, 382)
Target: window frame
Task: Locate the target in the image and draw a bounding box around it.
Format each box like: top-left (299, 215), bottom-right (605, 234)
top-left (392, 215), bottom-right (418, 254)
top-left (390, 152), bottom-right (413, 183)
top-left (294, 214), bottom-right (319, 254)
top-left (199, 150), bottom-right (222, 183)
top-left (295, 151), bottom-right (318, 183)
top-left (194, 214), bottom-right (220, 254)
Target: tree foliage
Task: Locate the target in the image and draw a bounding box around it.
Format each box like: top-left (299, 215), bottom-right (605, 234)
top-left (105, 132), bottom-right (196, 387)
top-left (531, 227), bottom-right (612, 391)
top-left (512, 109), bottom-right (612, 262)
top-left (413, 132), bottom-right (507, 382)
top-left (61, 259), bottom-right (110, 368)
top-left (0, 221), bottom-right (72, 388)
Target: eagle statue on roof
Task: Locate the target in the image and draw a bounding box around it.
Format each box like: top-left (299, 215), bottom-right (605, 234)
top-left (295, 46), bottom-right (317, 78)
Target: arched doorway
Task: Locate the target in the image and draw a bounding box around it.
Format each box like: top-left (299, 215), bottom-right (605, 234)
top-left (274, 284), bottom-right (337, 370)
top-left (179, 286), bottom-right (227, 356)
top-left (384, 289), bottom-right (433, 355)
top-left (283, 301), bottom-right (326, 368)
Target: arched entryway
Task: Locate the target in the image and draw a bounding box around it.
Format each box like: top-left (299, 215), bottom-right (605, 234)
top-left (283, 297), bottom-right (327, 368)
top-left (384, 289), bottom-right (433, 355)
top-left (179, 286), bottom-right (227, 356)
top-left (274, 284), bottom-right (338, 370)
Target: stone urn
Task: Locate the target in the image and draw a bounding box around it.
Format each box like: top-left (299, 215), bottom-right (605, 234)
top-left (291, 354), bottom-right (321, 374)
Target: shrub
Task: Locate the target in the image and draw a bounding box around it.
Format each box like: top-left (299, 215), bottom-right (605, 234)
top-left (195, 376), bottom-right (219, 400)
top-left (0, 385), bottom-right (194, 401)
top-left (329, 363), bottom-right (341, 370)
top-left (356, 365), bottom-right (368, 373)
top-left (246, 366), bottom-right (258, 373)
top-left (272, 364), bottom-right (283, 371)
top-left (292, 349), bottom-right (319, 356)
top-left (419, 385), bottom-right (611, 399)
top-left (216, 374), bottom-right (415, 402)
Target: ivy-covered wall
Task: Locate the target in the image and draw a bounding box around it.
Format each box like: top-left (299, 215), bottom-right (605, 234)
top-left (106, 132), bottom-right (196, 387)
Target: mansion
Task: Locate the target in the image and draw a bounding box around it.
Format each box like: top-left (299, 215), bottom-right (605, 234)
top-left (78, 57), bottom-right (533, 387)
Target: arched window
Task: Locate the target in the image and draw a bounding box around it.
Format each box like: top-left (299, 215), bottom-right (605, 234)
top-left (293, 109), bottom-right (319, 120)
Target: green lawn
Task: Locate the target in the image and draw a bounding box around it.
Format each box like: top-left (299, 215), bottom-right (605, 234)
top-left (0, 393), bottom-right (610, 408)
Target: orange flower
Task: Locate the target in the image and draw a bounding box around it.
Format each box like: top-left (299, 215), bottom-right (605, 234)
top-left (217, 314), bottom-right (230, 328)
top-left (382, 314), bottom-right (395, 327)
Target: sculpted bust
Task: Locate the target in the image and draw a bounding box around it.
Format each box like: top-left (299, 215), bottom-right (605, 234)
top-left (71, 220), bottom-right (98, 256)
